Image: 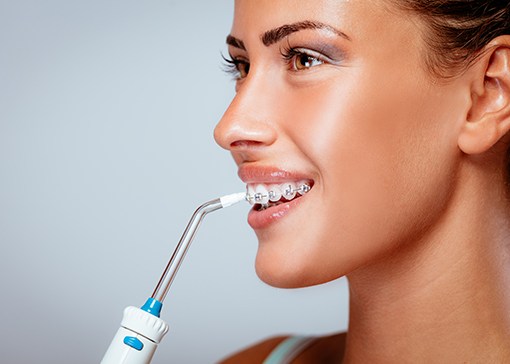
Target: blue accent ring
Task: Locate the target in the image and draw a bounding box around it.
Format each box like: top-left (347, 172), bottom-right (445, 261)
top-left (140, 297), bottom-right (163, 317)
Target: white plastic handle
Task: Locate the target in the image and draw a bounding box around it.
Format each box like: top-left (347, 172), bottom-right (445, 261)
top-left (101, 306), bottom-right (169, 364)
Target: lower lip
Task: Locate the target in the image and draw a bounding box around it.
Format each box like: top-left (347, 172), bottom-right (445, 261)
top-left (247, 195), bottom-right (306, 230)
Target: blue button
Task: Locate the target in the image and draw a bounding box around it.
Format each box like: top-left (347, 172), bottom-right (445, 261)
top-left (123, 336), bottom-right (144, 351)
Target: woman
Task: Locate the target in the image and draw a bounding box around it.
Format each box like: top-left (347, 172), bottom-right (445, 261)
top-left (215, 1), bottom-right (510, 362)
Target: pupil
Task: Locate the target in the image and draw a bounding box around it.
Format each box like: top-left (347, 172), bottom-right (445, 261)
top-left (299, 54), bottom-right (310, 68)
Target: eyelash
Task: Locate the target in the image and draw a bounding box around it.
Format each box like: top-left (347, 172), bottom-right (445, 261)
top-left (221, 47), bottom-right (325, 80)
top-left (221, 53), bottom-right (249, 80)
top-left (280, 45), bottom-right (324, 69)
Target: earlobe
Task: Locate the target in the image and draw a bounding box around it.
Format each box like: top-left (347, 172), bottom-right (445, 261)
top-left (458, 37), bottom-right (510, 155)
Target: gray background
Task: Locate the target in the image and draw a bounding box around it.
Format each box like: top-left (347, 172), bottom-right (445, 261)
top-left (0, 1), bottom-right (348, 363)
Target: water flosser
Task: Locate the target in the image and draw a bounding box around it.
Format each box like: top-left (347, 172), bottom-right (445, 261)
top-left (101, 192), bottom-right (246, 364)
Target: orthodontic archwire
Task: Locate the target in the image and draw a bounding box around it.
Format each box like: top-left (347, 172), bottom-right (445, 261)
top-left (245, 182), bottom-right (312, 206)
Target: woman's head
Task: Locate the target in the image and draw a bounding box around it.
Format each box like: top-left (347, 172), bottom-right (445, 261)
top-left (215, 0), bottom-right (510, 288)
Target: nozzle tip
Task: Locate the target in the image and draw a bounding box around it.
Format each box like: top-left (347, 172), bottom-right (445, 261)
top-left (220, 192), bottom-right (247, 208)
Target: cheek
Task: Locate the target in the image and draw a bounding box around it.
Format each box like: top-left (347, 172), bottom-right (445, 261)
top-left (279, 73), bottom-right (462, 276)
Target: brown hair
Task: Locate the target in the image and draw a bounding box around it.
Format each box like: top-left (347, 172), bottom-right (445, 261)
top-left (393, 1), bottom-right (510, 77)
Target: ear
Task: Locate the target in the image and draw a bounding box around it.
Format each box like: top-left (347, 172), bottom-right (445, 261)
top-left (458, 36), bottom-right (510, 155)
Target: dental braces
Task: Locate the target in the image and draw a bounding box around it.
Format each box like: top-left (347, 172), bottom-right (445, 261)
top-left (246, 182), bottom-right (312, 206)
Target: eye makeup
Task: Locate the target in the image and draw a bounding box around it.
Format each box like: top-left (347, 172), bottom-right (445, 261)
top-left (281, 29), bottom-right (349, 64)
top-left (279, 42), bottom-right (346, 68)
top-left (222, 26), bottom-right (349, 80)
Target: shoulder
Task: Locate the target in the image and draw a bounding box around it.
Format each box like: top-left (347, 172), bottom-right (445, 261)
top-left (218, 332), bottom-right (346, 364)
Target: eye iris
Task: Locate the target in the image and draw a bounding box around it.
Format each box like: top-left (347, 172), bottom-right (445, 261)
top-left (299, 54), bottom-right (311, 68)
top-left (294, 53), bottom-right (322, 70)
top-left (238, 62), bottom-right (249, 78)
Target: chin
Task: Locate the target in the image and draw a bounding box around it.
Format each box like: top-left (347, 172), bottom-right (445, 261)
top-left (254, 246), bottom-right (346, 289)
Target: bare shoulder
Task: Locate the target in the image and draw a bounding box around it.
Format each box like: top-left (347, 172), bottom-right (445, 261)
top-left (218, 332), bottom-right (347, 364)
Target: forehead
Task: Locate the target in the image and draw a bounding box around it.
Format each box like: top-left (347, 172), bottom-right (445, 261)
top-left (231, 0), bottom-right (419, 49)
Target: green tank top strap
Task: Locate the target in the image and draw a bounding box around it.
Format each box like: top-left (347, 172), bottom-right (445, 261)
top-left (262, 335), bottom-right (316, 364)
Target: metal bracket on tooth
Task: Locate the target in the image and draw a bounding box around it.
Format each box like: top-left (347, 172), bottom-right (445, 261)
top-left (246, 183), bottom-right (311, 205)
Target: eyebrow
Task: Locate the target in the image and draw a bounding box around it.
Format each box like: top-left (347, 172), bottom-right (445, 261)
top-left (226, 20), bottom-right (350, 50)
top-left (262, 20), bottom-right (350, 46)
top-left (226, 34), bottom-right (246, 50)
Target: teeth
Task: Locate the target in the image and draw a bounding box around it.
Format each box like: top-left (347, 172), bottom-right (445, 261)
top-left (268, 184), bottom-right (282, 202)
top-left (255, 184), bottom-right (269, 205)
top-left (246, 181), bottom-right (312, 205)
top-left (281, 182), bottom-right (297, 200)
top-left (247, 185), bottom-right (256, 205)
top-left (297, 180), bottom-right (311, 195)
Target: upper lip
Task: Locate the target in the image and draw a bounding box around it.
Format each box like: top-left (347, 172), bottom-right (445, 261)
top-left (238, 165), bottom-right (314, 184)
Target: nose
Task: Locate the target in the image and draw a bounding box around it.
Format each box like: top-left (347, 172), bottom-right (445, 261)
top-left (214, 79), bottom-right (277, 155)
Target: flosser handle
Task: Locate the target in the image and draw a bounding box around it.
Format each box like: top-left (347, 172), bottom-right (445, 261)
top-left (101, 305), bottom-right (169, 364)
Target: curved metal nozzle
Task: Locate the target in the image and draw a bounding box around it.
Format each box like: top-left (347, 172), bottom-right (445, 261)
top-left (150, 192), bottom-right (246, 303)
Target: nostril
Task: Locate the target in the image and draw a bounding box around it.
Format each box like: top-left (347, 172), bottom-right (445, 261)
top-left (214, 116), bottom-right (277, 151)
top-left (230, 140), bottom-right (265, 149)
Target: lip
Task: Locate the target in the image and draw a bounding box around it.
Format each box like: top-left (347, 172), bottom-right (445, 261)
top-left (238, 165), bottom-right (312, 184)
top-left (239, 165), bottom-right (314, 229)
top-left (247, 195), bottom-right (307, 229)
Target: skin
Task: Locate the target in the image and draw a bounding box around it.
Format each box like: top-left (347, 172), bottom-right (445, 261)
top-left (214, 0), bottom-right (510, 362)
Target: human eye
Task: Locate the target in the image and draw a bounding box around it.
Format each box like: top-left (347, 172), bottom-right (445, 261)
top-left (221, 53), bottom-right (250, 80)
top-left (280, 46), bottom-right (325, 71)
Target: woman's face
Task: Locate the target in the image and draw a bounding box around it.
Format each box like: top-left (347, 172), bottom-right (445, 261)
top-left (215, 0), bottom-right (468, 287)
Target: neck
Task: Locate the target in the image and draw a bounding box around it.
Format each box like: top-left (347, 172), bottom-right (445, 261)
top-left (343, 161), bottom-right (510, 363)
